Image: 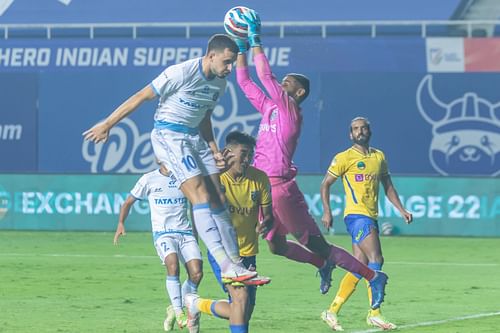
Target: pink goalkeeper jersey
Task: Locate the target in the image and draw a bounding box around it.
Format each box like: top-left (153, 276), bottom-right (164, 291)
top-left (237, 53), bottom-right (302, 179)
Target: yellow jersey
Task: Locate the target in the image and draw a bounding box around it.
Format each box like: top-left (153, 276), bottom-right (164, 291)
top-left (327, 147), bottom-right (388, 219)
top-left (220, 166), bottom-right (272, 257)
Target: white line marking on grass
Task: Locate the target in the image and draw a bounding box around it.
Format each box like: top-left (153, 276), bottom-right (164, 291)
top-left (350, 311), bottom-right (500, 333)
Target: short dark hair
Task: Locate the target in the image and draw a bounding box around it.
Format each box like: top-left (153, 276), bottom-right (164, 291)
top-left (207, 34), bottom-right (239, 55)
top-left (225, 131), bottom-right (256, 147)
top-left (288, 73), bottom-right (310, 101)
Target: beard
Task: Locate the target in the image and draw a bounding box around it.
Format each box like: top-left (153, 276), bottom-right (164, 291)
top-left (352, 134), bottom-right (370, 146)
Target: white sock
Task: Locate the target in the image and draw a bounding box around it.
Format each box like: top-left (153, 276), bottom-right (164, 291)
top-left (211, 207), bottom-right (240, 262)
top-left (181, 279), bottom-right (198, 307)
top-left (166, 275), bottom-right (182, 312)
top-left (192, 203), bottom-right (232, 272)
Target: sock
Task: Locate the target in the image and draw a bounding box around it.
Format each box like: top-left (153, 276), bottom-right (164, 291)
top-left (181, 279), bottom-right (198, 307)
top-left (230, 324), bottom-right (248, 333)
top-left (198, 298), bottom-right (214, 315)
top-left (329, 272), bottom-right (361, 313)
top-left (366, 262), bottom-right (383, 308)
top-left (211, 207), bottom-right (240, 262)
top-left (328, 245), bottom-right (375, 280)
top-left (209, 300), bottom-right (225, 318)
top-left (193, 203), bottom-right (232, 272)
top-left (166, 276), bottom-right (182, 312)
top-left (285, 241), bottom-right (324, 268)
top-left (369, 307), bottom-right (382, 316)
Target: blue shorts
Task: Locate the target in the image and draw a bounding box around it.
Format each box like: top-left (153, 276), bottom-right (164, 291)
top-left (344, 214), bottom-right (379, 245)
top-left (207, 251), bottom-right (257, 306)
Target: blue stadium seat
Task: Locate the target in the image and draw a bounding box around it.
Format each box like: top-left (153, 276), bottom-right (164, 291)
top-left (375, 24), bottom-right (422, 37)
top-left (471, 28), bottom-right (487, 37)
top-left (137, 27), bottom-right (189, 38)
top-left (50, 28), bottom-right (92, 39)
top-left (325, 25), bottom-right (372, 37)
top-left (493, 24), bottom-right (500, 36)
top-left (5, 28), bottom-right (47, 39)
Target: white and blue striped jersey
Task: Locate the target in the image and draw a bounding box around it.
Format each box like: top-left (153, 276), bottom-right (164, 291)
top-left (130, 169), bottom-right (191, 235)
top-left (150, 57), bottom-right (227, 129)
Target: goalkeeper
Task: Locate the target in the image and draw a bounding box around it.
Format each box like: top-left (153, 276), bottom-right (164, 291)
top-left (233, 8), bottom-right (389, 311)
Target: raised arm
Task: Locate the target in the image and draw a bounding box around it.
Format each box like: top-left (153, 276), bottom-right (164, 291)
top-left (243, 10), bottom-right (291, 111)
top-left (83, 85), bottom-right (156, 143)
top-left (381, 174), bottom-right (413, 224)
top-left (114, 195), bottom-right (137, 245)
top-left (236, 52), bottom-right (274, 114)
top-left (252, 48), bottom-right (287, 106)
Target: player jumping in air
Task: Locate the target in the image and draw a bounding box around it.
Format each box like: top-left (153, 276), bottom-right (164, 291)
top-left (320, 117), bottom-right (413, 331)
top-left (83, 34), bottom-right (257, 284)
top-left (233, 9), bottom-right (388, 309)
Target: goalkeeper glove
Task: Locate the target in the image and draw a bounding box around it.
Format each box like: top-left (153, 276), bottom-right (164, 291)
top-left (244, 9), bottom-right (262, 47)
top-left (234, 37), bottom-right (249, 53)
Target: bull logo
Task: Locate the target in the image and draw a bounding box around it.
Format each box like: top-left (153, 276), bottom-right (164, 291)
top-left (416, 75), bottom-right (500, 176)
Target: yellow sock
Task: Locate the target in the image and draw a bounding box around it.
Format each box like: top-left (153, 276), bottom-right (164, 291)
top-left (365, 280), bottom-right (372, 308)
top-left (198, 298), bottom-right (215, 316)
top-left (369, 308), bottom-right (381, 316)
top-left (329, 273), bottom-right (360, 313)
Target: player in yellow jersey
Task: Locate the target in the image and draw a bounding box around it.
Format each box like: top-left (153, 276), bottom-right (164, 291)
top-left (185, 131), bottom-right (273, 333)
top-left (320, 117), bottom-right (413, 331)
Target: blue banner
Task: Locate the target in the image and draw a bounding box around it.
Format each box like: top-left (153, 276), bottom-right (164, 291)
top-left (0, 37), bottom-right (498, 177)
top-left (0, 73), bottom-right (38, 172)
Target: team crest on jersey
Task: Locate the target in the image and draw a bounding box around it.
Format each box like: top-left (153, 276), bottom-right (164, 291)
top-left (357, 161), bottom-right (366, 170)
top-left (212, 92), bottom-right (220, 101)
top-left (250, 191), bottom-right (260, 202)
top-left (167, 173), bottom-right (178, 188)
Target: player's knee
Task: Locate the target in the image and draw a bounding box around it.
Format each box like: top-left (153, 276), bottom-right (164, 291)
top-left (368, 254), bottom-right (384, 266)
top-left (165, 262), bottom-right (179, 275)
top-left (190, 269), bottom-right (203, 285)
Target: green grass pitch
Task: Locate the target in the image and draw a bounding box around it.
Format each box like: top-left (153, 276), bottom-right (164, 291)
top-left (1, 231), bottom-right (499, 332)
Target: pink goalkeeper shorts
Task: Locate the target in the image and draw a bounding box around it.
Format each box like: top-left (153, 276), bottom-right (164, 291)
top-left (265, 177), bottom-right (321, 245)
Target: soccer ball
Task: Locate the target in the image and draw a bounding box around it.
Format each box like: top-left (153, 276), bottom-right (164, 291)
top-left (224, 6), bottom-right (252, 38)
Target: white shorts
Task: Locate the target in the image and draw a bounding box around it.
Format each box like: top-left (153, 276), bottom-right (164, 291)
top-left (151, 128), bottom-right (218, 186)
top-left (154, 233), bottom-right (202, 265)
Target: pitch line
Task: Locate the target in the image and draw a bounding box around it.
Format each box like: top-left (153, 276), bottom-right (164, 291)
top-left (351, 311), bottom-right (500, 333)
